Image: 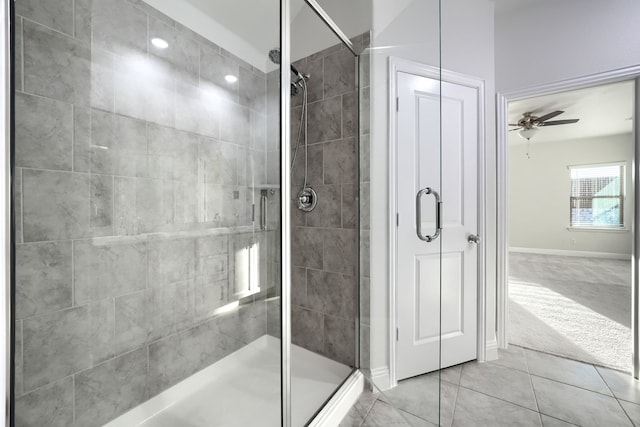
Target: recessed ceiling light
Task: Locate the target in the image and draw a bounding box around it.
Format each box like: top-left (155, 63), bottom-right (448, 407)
top-left (225, 74), bottom-right (238, 83)
top-left (151, 37), bottom-right (169, 49)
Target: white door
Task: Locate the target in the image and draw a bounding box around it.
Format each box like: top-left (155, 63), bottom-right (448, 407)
top-left (396, 70), bottom-right (479, 380)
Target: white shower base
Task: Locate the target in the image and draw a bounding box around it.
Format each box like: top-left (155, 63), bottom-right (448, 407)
top-left (105, 335), bottom-right (352, 427)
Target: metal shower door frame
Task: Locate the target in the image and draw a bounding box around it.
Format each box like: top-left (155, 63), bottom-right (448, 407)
top-left (282, 1), bottom-right (363, 425)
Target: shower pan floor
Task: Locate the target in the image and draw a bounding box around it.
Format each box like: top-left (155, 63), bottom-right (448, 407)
top-left (106, 335), bottom-right (352, 427)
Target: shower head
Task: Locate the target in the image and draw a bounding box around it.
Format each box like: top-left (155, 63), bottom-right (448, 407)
top-left (268, 47), bottom-right (306, 80)
top-left (268, 48), bottom-right (281, 65)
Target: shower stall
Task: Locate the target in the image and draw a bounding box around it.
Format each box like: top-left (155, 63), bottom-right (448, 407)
top-left (8, 0), bottom-right (378, 425)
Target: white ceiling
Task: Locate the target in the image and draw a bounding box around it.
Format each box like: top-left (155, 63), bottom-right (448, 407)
top-left (491, 0), bottom-right (538, 13)
top-left (184, 0), bottom-right (299, 56)
top-left (508, 81), bottom-right (634, 144)
top-left (152, 0), bottom-right (366, 70)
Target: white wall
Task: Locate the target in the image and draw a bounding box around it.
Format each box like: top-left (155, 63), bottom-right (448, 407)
top-left (509, 134), bottom-right (633, 256)
top-left (495, 0), bottom-right (640, 93)
top-left (368, 0), bottom-right (495, 389)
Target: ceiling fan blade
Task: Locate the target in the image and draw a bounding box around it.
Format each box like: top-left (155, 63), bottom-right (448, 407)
top-left (508, 124), bottom-right (520, 126)
top-left (509, 128), bottom-right (521, 132)
top-left (535, 110), bottom-right (565, 122)
top-left (539, 119), bottom-right (580, 126)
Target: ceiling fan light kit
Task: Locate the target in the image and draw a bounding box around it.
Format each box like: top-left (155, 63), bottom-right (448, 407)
top-left (509, 110), bottom-right (580, 142)
top-left (509, 110), bottom-right (580, 159)
top-left (518, 127), bottom-right (538, 141)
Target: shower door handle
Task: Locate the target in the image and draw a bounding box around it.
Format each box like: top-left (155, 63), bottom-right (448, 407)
top-left (416, 187), bottom-right (442, 242)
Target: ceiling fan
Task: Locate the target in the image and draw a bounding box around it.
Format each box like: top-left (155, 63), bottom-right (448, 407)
top-left (509, 111), bottom-right (580, 140)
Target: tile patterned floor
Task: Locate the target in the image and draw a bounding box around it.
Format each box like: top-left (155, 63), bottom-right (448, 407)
top-left (341, 346), bottom-right (640, 427)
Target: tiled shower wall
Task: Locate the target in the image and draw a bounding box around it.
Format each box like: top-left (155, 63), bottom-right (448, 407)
top-left (13, 0), bottom-right (278, 426)
top-left (287, 35), bottom-right (368, 367)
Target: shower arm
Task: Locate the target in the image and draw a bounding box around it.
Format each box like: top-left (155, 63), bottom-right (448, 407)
top-left (290, 64), bottom-right (304, 79)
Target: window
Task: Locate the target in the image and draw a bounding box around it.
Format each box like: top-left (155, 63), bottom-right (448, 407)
top-left (569, 163), bottom-right (625, 228)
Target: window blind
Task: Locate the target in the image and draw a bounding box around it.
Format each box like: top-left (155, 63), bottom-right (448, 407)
top-left (569, 164), bottom-right (624, 228)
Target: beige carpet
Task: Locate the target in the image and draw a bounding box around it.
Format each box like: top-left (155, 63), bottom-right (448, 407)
top-left (508, 252), bottom-right (632, 372)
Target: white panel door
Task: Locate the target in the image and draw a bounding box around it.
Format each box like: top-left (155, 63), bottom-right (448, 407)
top-left (396, 71), bottom-right (479, 380)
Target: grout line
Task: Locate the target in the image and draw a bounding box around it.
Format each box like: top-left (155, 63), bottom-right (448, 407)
top-left (358, 397), bottom-right (378, 426)
top-left (595, 366), bottom-right (637, 426)
top-left (18, 373), bottom-right (75, 400)
top-left (71, 104), bottom-right (75, 173)
top-left (19, 168), bottom-right (24, 243)
top-left (71, 239), bottom-right (75, 306)
top-left (595, 364), bottom-right (618, 397)
top-left (447, 382), bottom-right (461, 427)
top-left (527, 370), bottom-right (542, 414)
top-left (521, 349), bottom-right (543, 416)
top-left (616, 400), bottom-right (637, 427)
top-left (528, 372), bottom-right (615, 399)
top-left (72, 372), bottom-right (76, 424)
top-left (19, 319), bottom-right (23, 393)
top-left (457, 384), bottom-right (539, 415)
top-left (72, 0), bottom-right (76, 38)
top-left (20, 16), bottom-right (77, 42)
top-left (19, 16), bottom-right (24, 93)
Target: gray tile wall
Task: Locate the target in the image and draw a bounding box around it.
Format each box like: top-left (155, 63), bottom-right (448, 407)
top-left (286, 34), bottom-right (369, 367)
top-left (13, 0), bottom-right (279, 425)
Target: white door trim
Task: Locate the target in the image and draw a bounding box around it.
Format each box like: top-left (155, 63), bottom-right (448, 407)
top-left (496, 65), bottom-right (640, 378)
top-left (388, 56), bottom-right (486, 387)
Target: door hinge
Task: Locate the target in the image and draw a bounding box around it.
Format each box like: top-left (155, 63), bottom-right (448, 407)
top-left (396, 213), bottom-right (399, 227)
top-left (396, 328), bottom-right (399, 341)
top-left (396, 97), bottom-right (399, 112)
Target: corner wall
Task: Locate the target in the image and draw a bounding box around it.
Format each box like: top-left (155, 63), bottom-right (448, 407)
top-left (509, 134), bottom-right (633, 256)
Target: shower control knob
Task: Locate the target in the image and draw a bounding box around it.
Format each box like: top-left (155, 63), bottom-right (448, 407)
top-left (467, 234), bottom-right (481, 244)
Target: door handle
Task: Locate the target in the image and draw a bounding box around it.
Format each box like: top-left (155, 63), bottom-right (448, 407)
top-left (468, 234), bottom-right (481, 244)
top-left (416, 187), bottom-right (442, 242)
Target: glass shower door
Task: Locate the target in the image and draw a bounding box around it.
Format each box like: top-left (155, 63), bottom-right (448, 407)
top-left (365, 0), bottom-right (444, 425)
top-left (12, 0), bottom-right (282, 425)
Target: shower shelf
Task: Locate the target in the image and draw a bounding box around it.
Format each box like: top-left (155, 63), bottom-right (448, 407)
top-left (249, 184), bottom-right (280, 190)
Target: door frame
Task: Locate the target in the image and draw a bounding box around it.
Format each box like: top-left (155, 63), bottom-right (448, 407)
top-left (388, 56), bottom-right (487, 387)
top-left (496, 65), bottom-right (640, 378)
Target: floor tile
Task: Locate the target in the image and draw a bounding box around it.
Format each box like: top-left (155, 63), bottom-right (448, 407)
top-left (460, 362), bottom-right (537, 410)
top-left (525, 349), bottom-right (611, 395)
top-left (452, 387), bottom-right (541, 427)
top-left (531, 376), bottom-right (632, 427)
top-left (382, 374), bottom-right (457, 426)
top-left (440, 364), bottom-right (463, 385)
top-left (597, 366), bottom-right (640, 404)
top-left (618, 400), bottom-right (640, 426)
top-left (397, 410), bottom-right (437, 427)
top-left (491, 345), bottom-right (528, 372)
top-left (340, 390), bottom-right (378, 426)
top-left (361, 400), bottom-right (419, 426)
top-left (540, 415), bottom-right (578, 426)
top-left (339, 409), bottom-right (365, 427)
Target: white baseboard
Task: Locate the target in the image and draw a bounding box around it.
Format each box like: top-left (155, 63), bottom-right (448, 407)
top-left (369, 366), bottom-right (391, 391)
top-left (485, 339), bottom-right (499, 361)
top-left (310, 370), bottom-right (364, 427)
top-left (509, 247), bottom-right (630, 260)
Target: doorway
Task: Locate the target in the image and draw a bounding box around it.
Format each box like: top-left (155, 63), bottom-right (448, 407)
top-left (497, 70), bottom-right (640, 377)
